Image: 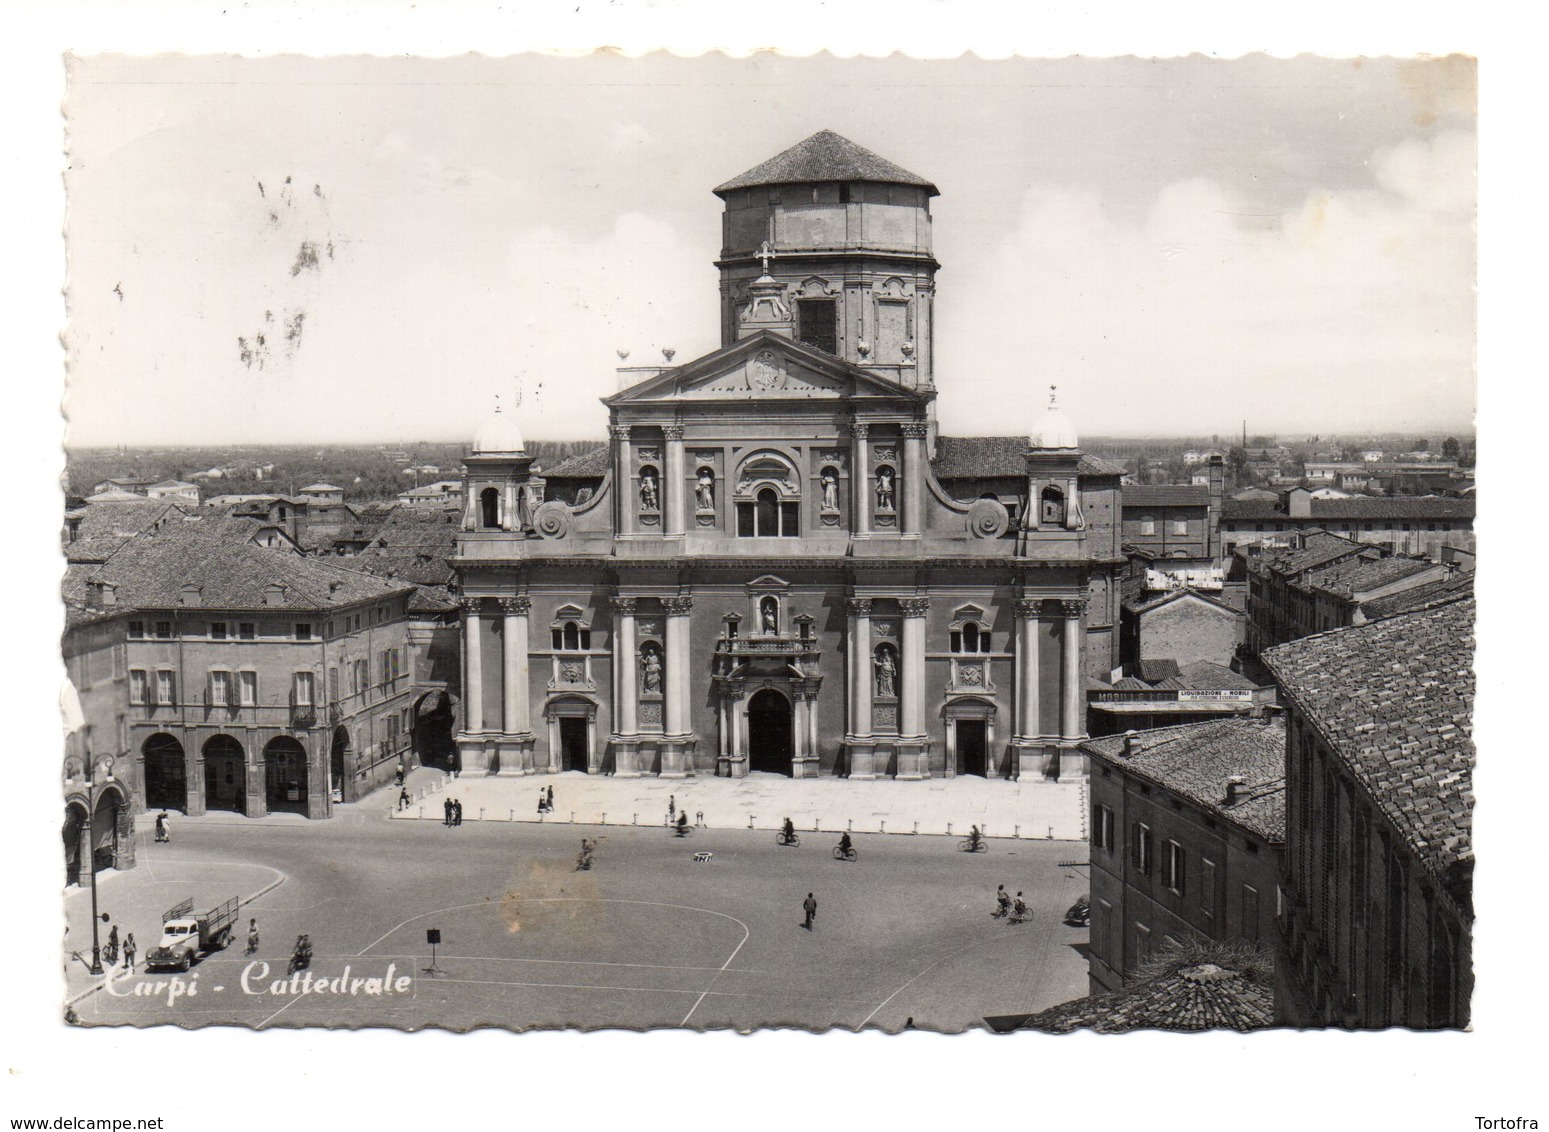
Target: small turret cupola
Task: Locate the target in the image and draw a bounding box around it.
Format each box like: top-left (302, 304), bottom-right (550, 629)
top-left (473, 395), bottom-right (526, 455)
top-left (1030, 385), bottom-right (1080, 450)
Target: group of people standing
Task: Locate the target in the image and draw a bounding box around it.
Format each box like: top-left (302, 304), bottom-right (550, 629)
top-left (537, 785), bottom-right (555, 814)
top-left (102, 924), bottom-right (137, 971)
top-left (443, 798), bottom-right (464, 826)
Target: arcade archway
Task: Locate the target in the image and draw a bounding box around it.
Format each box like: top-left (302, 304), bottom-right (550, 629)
top-left (747, 688), bottom-right (794, 775)
top-left (142, 733), bottom-right (186, 811)
top-left (264, 736), bottom-right (308, 814)
top-left (330, 726), bottom-right (350, 798)
top-left (202, 735), bottom-right (245, 813)
top-left (412, 690), bottom-right (458, 771)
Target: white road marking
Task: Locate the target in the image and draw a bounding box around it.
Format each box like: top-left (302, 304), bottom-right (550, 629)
top-left (857, 935), bottom-right (1011, 1029)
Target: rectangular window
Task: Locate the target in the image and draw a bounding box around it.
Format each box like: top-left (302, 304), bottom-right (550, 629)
top-left (1093, 804), bottom-right (1115, 852)
top-left (1170, 520), bottom-right (1188, 536)
top-left (239, 622), bottom-right (255, 640)
top-left (1131, 822), bottom-right (1153, 877)
top-left (210, 622), bottom-right (228, 640)
top-left (155, 670), bottom-right (176, 706)
top-left (295, 623), bottom-right (313, 641)
top-left (1140, 519), bottom-right (1156, 536)
top-left (328, 668), bottom-right (340, 704)
top-left (129, 669), bottom-right (148, 705)
top-left (154, 621), bottom-right (173, 639)
top-left (239, 671), bottom-right (257, 707)
top-left (736, 503), bottom-right (756, 537)
top-left (128, 620), bottom-right (145, 639)
top-left (390, 648), bottom-right (401, 680)
top-left (292, 671), bottom-right (315, 707)
top-left (796, 298), bottom-right (839, 355)
top-left (1201, 857), bottom-right (1217, 919)
top-left (1241, 884), bottom-right (1261, 943)
top-left (1164, 841), bottom-right (1186, 895)
top-left (1131, 922), bottom-right (1152, 972)
top-left (209, 670), bottom-right (230, 707)
top-left (112, 646), bottom-right (126, 680)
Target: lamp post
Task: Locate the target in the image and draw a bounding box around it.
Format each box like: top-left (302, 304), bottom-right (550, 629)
top-left (81, 804), bottom-right (103, 975)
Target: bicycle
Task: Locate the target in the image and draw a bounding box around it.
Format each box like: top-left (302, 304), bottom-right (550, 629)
top-left (775, 829), bottom-right (800, 847)
top-left (832, 845), bottom-right (858, 862)
top-left (957, 837), bottom-right (989, 853)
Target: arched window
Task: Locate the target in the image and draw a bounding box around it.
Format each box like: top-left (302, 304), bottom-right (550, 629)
top-left (480, 487), bottom-right (500, 529)
top-left (739, 487), bottom-right (798, 537)
top-left (551, 618), bottom-right (591, 651)
top-left (951, 620), bottom-right (988, 654)
top-left (1040, 486), bottom-right (1065, 525)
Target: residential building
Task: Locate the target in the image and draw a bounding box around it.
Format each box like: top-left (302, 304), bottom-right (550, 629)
top-left (1081, 717), bottom-right (1287, 993)
top-left (90, 476), bottom-right (154, 497)
top-left (1120, 458), bottom-right (1223, 561)
top-left (451, 131), bottom-right (1126, 784)
top-left (1221, 487), bottom-right (1474, 561)
top-left (1264, 596), bottom-right (1473, 1029)
top-left (63, 525), bottom-right (421, 824)
top-left (61, 596), bottom-right (137, 884)
top-left (1120, 587), bottom-right (1246, 675)
top-left (398, 480), bottom-right (465, 508)
top-left (145, 479), bottom-right (200, 504)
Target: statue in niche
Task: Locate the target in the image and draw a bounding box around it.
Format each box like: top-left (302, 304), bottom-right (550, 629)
top-left (821, 469), bottom-right (839, 511)
top-left (696, 468), bottom-right (715, 511)
top-left (639, 645), bottom-right (663, 695)
top-left (760, 597), bottom-right (778, 635)
top-left (875, 466), bottom-right (895, 511)
top-left (639, 467), bottom-right (659, 511)
top-left (874, 646), bottom-right (897, 698)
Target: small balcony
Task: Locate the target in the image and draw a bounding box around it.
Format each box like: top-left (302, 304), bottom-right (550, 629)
top-left (714, 637), bottom-right (821, 659)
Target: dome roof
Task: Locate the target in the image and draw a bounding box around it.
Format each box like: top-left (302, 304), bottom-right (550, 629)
top-left (1030, 387), bottom-right (1079, 450)
top-left (473, 404), bottom-right (525, 454)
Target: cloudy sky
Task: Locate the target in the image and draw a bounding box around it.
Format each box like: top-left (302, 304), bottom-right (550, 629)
top-left (64, 53), bottom-right (1476, 447)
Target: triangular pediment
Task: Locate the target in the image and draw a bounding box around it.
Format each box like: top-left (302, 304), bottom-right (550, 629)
top-left (604, 332), bottom-right (929, 407)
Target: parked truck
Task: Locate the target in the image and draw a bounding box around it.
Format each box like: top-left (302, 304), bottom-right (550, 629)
top-left (145, 896), bottom-right (239, 972)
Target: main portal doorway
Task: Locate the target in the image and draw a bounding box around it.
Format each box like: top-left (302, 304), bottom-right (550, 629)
top-left (747, 689), bottom-right (794, 775)
top-left (955, 719), bottom-right (988, 777)
top-left (559, 718), bottom-right (588, 772)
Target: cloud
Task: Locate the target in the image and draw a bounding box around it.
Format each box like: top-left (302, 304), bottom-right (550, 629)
top-left (936, 130), bottom-right (1475, 438)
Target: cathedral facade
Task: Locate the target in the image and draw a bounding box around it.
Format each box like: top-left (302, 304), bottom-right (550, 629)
top-left (453, 131), bottom-right (1123, 782)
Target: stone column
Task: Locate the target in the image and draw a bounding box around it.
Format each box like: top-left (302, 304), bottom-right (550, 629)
top-left (899, 598), bottom-right (929, 739)
top-left (729, 686), bottom-right (747, 776)
top-left (611, 596), bottom-right (638, 736)
top-left (850, 422), bottom-right (871, 537)
top-left (848, 598), bottom-right (873, 736)
top-left (663, 596), bottom-right (693, 737)
top-left (1061, 598), bottom-right (1086, 741)
top-left (461, 598), bottom-right (484, 733)
top-left (664, 425), bottom-right (686, 538)
top-left (611, 424), bottom-right (633, 536)
top-left (901, 422), bottom-right (927, 538)
top-left (1012, 597), bottom-right (1042, 781)
top-left (792, 691), bottom-right (810, 761)
top-left (499, 596), bottom-right (531, 737)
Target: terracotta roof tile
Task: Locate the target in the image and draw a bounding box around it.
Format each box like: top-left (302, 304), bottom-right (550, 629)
top-left (1017, 954), bottom-right (1274, 1033)
top-left (1082, 717), bottom-right (1287, 842)
top-left (930, 436), bottom-right (1124, 479)
top-left (1361, 572), bottom-right (1474, 620)
top-left (541, 446), bottom-right (610, 478)
top-left (1262, 598), bottom-right (1474, 883)
top-left (1122, 485), bottom-right (1210, 507)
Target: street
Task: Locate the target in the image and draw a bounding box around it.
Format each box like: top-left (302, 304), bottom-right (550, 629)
top-left (70, 802), bottom-right (1091, 1032)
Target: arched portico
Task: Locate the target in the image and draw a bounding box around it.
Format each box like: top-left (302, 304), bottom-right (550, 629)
top-left (263, 736), bottom-right (309, 815)
top-left (202, 734), bottom-right (245, 813)
top-left (142, 732), bottom-right (187, 811)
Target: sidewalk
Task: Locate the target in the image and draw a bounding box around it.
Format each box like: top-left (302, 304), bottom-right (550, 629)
top-left (386, 769), bottom-right (1089, 842)
top-left (62, 849), bottom-right (286, 1006)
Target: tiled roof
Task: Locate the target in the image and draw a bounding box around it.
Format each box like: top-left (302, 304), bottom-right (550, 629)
top-left (1082, 717), bottom-right (1288, 842)
top-left (350, 507), bottom-right (462, 587)
top-left (1172, 660), bottom-right (1260, 691)
top-left (1122, 485), bottom-right (1210, 507)
top-left (1223, 496), bottom-right (1474, 521)
top-left (1016, 953), bottom-right (1274, 1033)
top-left (1232, 488), bottom-right (1280, 501)
top-left (63, 500), bottom-right (188, 562)
top-left (1250, 531), bottom-right (1369, 576)
top-left (929, 436), bottom-right (1124, 479)
top-left (1262, 598), bottom-right (1474, 887)
top-left (80, 524), bottom-right (414, 611)
top-left (1136, 658), bottom-right (1181, 683)
top-left (1305, 554), bottom-right (1435, 597)
top-left (301, 483), bottom-right (343, 492)
top-left (714, 130), bottom-right (937, 196)
top-left (541, 446), bottom-right (610, 478)
top-left (1361, 572), bottom-right (1474, 621)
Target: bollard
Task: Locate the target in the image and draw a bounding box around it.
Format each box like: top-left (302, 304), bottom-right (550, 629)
top-left (480, 808), bottom-right (485, 821)
top-left (748, 815), bottom-right (755, 829)
top-left (633, 813), bottom-right (638, 825)
top-left (847, 818), bottom-right (853, 832)
top-left (1047, 826), bottom-right (1053, 839)
top-left (1015, 824), bottom-right (1021, 839)
top-left (814, 819), bottom-right (819, 832)
top-left (418, 805), bottom-right (424, 819)
top-left (602, 813), bottom-right (607, 825)
top-left (913, 821), bottom-right (918, 835)
top-left (880, 820), bottom-right (886, 834)
top-left (947, 822), bottom-right (952, 836)
top-left (570, 811), bottom-right (575, 823)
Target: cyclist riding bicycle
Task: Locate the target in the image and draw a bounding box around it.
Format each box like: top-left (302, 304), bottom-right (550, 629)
top-left (782, 817), bottom-right (795, 842)
top-left (676, 811), bottom-right (690, 836)
top-left (838, 831), bottom-right (852, 855)
top-left (969, 825), bottom-right (983, 850)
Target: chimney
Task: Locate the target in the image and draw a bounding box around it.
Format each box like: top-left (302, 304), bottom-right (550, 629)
top-left (1225, 775), bottom-right (1247, 805)
top-left (179, 582), bottom-right (202, 607)
top-left (1207, 454), bottom-right (1225, 559)
top-left (1122, 729), bottom-right (1139, 757)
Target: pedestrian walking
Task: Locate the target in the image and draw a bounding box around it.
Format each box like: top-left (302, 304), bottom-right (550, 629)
top-left (802, 892), bottom-right (817, 930)
top-left (123, 932), bottom-right (136, 973)
top-left (453, 799), bottom-right (463, 826)
top-left (667, 795), bottom-right (676, 825)
top-left (395, 761), bottom-right (405, 786)
top-left (443, 798), bottom-right (454, 826)
top-left (546, 785), bottom-right (554, 809)
top-left (246, 918), bottom-right (260, 955)
top-left (106, 924), bottom-right (119, 966)
top-left (398, 788), bottom-right (411, 811)
top-left (154, 812), bottom-right (169, 843)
